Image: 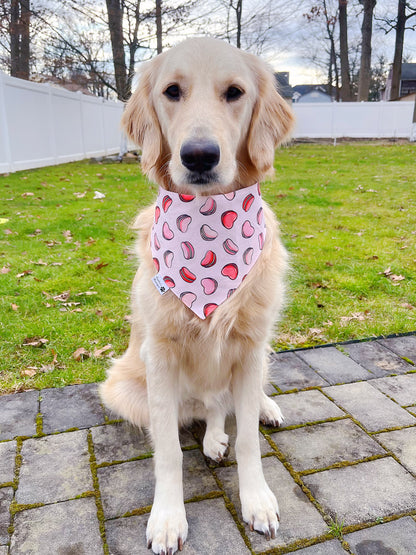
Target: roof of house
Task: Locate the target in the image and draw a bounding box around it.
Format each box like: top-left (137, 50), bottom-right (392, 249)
top-left (401, 63), bottom-right (416, 81)
top-left (292, 84), bottom-right (330, 96)
top-left (274, 72), bottom-right (294, 99)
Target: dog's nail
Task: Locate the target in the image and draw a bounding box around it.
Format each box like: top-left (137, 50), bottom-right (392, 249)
top-left (178, 537), bottom-right (184, 551)
top-left (265, 530), bottom-right (271, 540)
top-left (147, 540), bottom-right (152, 549)
top-left (168, 548), bottom-right (173, 555)
top-left (271, 526), bottom-right (276, 539)
top-left (249, 521), bottom-right (254, 531)
top-left (276, 513), bottom-right (280, 522)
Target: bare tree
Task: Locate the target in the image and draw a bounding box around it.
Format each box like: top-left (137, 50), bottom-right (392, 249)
top-left (377, 0), bottom-right (416, 100)
top-left (339, 0), bottom-right (353, 100)
top-left (357, 0), bottom-right (376, 101)
top-left (304, 1), bottom-right (339, 100)
top-left (106, 0), bottom-right (128, 100)
top-left (156, 0), bottom-right (162, 53)
top-left (10, 0), bottom-right (30, 79)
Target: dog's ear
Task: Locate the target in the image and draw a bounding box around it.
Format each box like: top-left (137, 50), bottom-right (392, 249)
top-left (247, 58), bottom-right (294, 175)
top-left (121, 60), bottom-right (163, 176)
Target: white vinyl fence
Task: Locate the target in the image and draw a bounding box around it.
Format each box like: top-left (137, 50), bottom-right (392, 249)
top-left (0, 72), bottom-right (124, 174)
top-left (292, 101), bottom-right (415, 139)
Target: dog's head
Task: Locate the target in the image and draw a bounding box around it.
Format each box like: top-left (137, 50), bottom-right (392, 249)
top-left (122, 38), bottom-right (294, 193)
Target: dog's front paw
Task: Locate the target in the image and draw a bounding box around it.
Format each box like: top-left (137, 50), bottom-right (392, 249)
top-left (240, 484), bottom-right (280, 540)
top-left (260, 395), bottom-right (284, 427)
top-left (146, 504), bottom-right (188, 554)
top-left (203, 430), bottom-right (229, 462)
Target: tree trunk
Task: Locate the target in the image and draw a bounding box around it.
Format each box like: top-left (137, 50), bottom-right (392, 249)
top-left (106, 0), bottom-right (128, 101)
top-left (10, 0), bottom-right (30, 80)
top-left (390, 0), bottom-right (406, 100)
top-left (357, 0), bottom-right (376, 101)
top-left (339, 0), bottom-right (352, 101)
top-left (236, 0), bottom-right (242, 49)
top-left (156, 0), bottom-right (162, 54)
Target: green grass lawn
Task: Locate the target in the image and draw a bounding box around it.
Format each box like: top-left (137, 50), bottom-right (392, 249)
top-left (1, 142), bottom-right (415, 393)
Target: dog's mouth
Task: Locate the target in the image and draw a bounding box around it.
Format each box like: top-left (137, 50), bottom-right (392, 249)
top-left (185, 170), bottom-right (219, 186)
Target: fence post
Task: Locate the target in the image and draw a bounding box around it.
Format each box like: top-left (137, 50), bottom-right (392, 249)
top-left (410, 97), bottom-right (416, 142)
top-left (47, 84), bottom-right (58, 165)
top-left (0, 72), bottom-right (13, 172)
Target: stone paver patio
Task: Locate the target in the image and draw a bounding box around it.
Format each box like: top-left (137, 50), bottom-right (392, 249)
top-left (1, 333), bottom-right (416, 554)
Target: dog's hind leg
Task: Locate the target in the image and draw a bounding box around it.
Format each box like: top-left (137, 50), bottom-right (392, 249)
top-left (99, 324), bottom-right (149, 428)
top-left (202, 399), bottom-right (229, 462)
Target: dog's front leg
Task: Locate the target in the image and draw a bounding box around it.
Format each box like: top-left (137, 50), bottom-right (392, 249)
top-left (232, 352), bottom-right (279, 539)
top-left (145, 346), bottom-right (188, 554)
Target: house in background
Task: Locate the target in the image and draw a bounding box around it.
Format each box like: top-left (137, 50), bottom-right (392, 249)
top-left (383, 63), bottom-right (416, 101)
top-left (292, 84), bottom-right (332, 103)
top-left (275, 72), bottom-right (294, 103)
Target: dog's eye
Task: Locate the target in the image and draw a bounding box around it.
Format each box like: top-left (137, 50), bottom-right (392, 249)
top-left (164, 84), bottom-right (181, 101)
top-left (225, 86), bottom-right (244, 102)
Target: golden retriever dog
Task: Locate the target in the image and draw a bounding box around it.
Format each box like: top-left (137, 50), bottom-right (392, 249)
top-left (100, 37), bottom-right (293, 554)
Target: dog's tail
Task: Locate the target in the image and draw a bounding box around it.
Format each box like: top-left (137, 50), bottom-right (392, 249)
top-left (100, 354), bottom-right (149, 428)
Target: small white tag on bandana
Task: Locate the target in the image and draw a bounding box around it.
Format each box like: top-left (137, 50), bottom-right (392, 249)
top-left (150, 182), bottom-right (266, 319)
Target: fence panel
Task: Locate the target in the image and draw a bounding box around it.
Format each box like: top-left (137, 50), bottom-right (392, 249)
top-left (292, 101), bottom-right (414, 139)
top-left (0, 72), bottom-right (123, 173)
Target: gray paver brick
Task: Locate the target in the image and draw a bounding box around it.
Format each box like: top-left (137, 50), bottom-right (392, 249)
top-left (378, 335), bottom-right (416, 363)
top-left (370, 373), bottom-right (416, 406)
top-left (91, 422), bottom-right (153, 464)
top-left (325, 381), bottom-right (416, 431)
top-left (40, 383), bottom-right (105, 433)
top-left (303, 458), bottom-right (416, 526)
top-left (106, 498), bottom-right (250, 554)
top-left (10, 498), bottom-right (103, 554)
top-left (269, 390), bottom-right (344, 428)
top-left (297, 346), bottom-right (372, 384)
top-left (216, 457), bottom-right (327, 551)
top-left (0, 487), bottom-right (13, 545)
top-left (98, 450), bottom-right (218, 519)
top-left (0, 440), bottom-right (16, 484)
top-left (345, 516), bottom-right (416, 554)
top-left (343, 341), bottom-right (412, 376)
top-left (269, 351), bottom-right (328, 391)
top-left (271, 419), bottom-right (385, 472)
top-left (376, 427), bottom-right (416, 475)
top-left (0, 390), bottom-right (38, 440)
top-left (292, 540), bottom-right (346, 555)
top-left (16, 429), bottom-right (93, 505)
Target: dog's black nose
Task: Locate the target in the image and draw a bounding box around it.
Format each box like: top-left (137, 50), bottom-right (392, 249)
top-left (180, 140), bottom-right (220, 173)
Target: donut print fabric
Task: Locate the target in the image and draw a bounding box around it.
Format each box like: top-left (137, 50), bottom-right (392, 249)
top-left (150, 182), bottom-right (266, 319)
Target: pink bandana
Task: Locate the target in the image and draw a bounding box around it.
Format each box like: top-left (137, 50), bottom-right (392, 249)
top-left (150, 182), bottom-right (266, 319)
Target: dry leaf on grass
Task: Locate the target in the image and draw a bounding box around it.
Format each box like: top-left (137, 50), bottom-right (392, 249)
top-left (93, 344), bottom-right (113, 358)
top-left (340, 311), bottom-right (371, 327)
top-left (23, 337), bottom-right (48, 347)
top-left (72, 347), bottom-right (90, 361)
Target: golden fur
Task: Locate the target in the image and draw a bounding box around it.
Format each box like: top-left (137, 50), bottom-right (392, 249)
top-left (100, 37), bottom-right (294, 554)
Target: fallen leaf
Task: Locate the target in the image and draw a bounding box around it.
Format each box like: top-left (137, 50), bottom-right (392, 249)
top-left (11, 303), bottom-right (19, 311)
top-left (63, 230), bottom-right (73, 243)
top-left (87, 257), bottom-right (101, 265)
top-left (76, 290), bottom-right (97, 296)
top-left (23, 337), bottom-right (48, 347)
top-left (305, 235), bottom-right (315, 239)
top-left (72, 347), bottom-right (90, 361)
top-left (93, 191), bottom-right (105, 199)
top-left (94, 344), bottom-right (113, 358)
top-left (1, 266), bottom-right (10, 274)
top-left (53, 291), bottom-right (71, 302)
top-left (21, 192), bottom-right (34, 197)
top-left (73, 192), bottom-right (86, 198)
top-left (340, 311), bottom-right (371, 327)
top-left (21, 367), bottom-right (37, 377)
top-left (16, 270), bottom-right (33, 278)
top-left (401, 303), bottom-right (414, 310)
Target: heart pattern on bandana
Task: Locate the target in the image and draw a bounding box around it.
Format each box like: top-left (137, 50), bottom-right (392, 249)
top-left (151, 182), bottom-right (266, 320)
